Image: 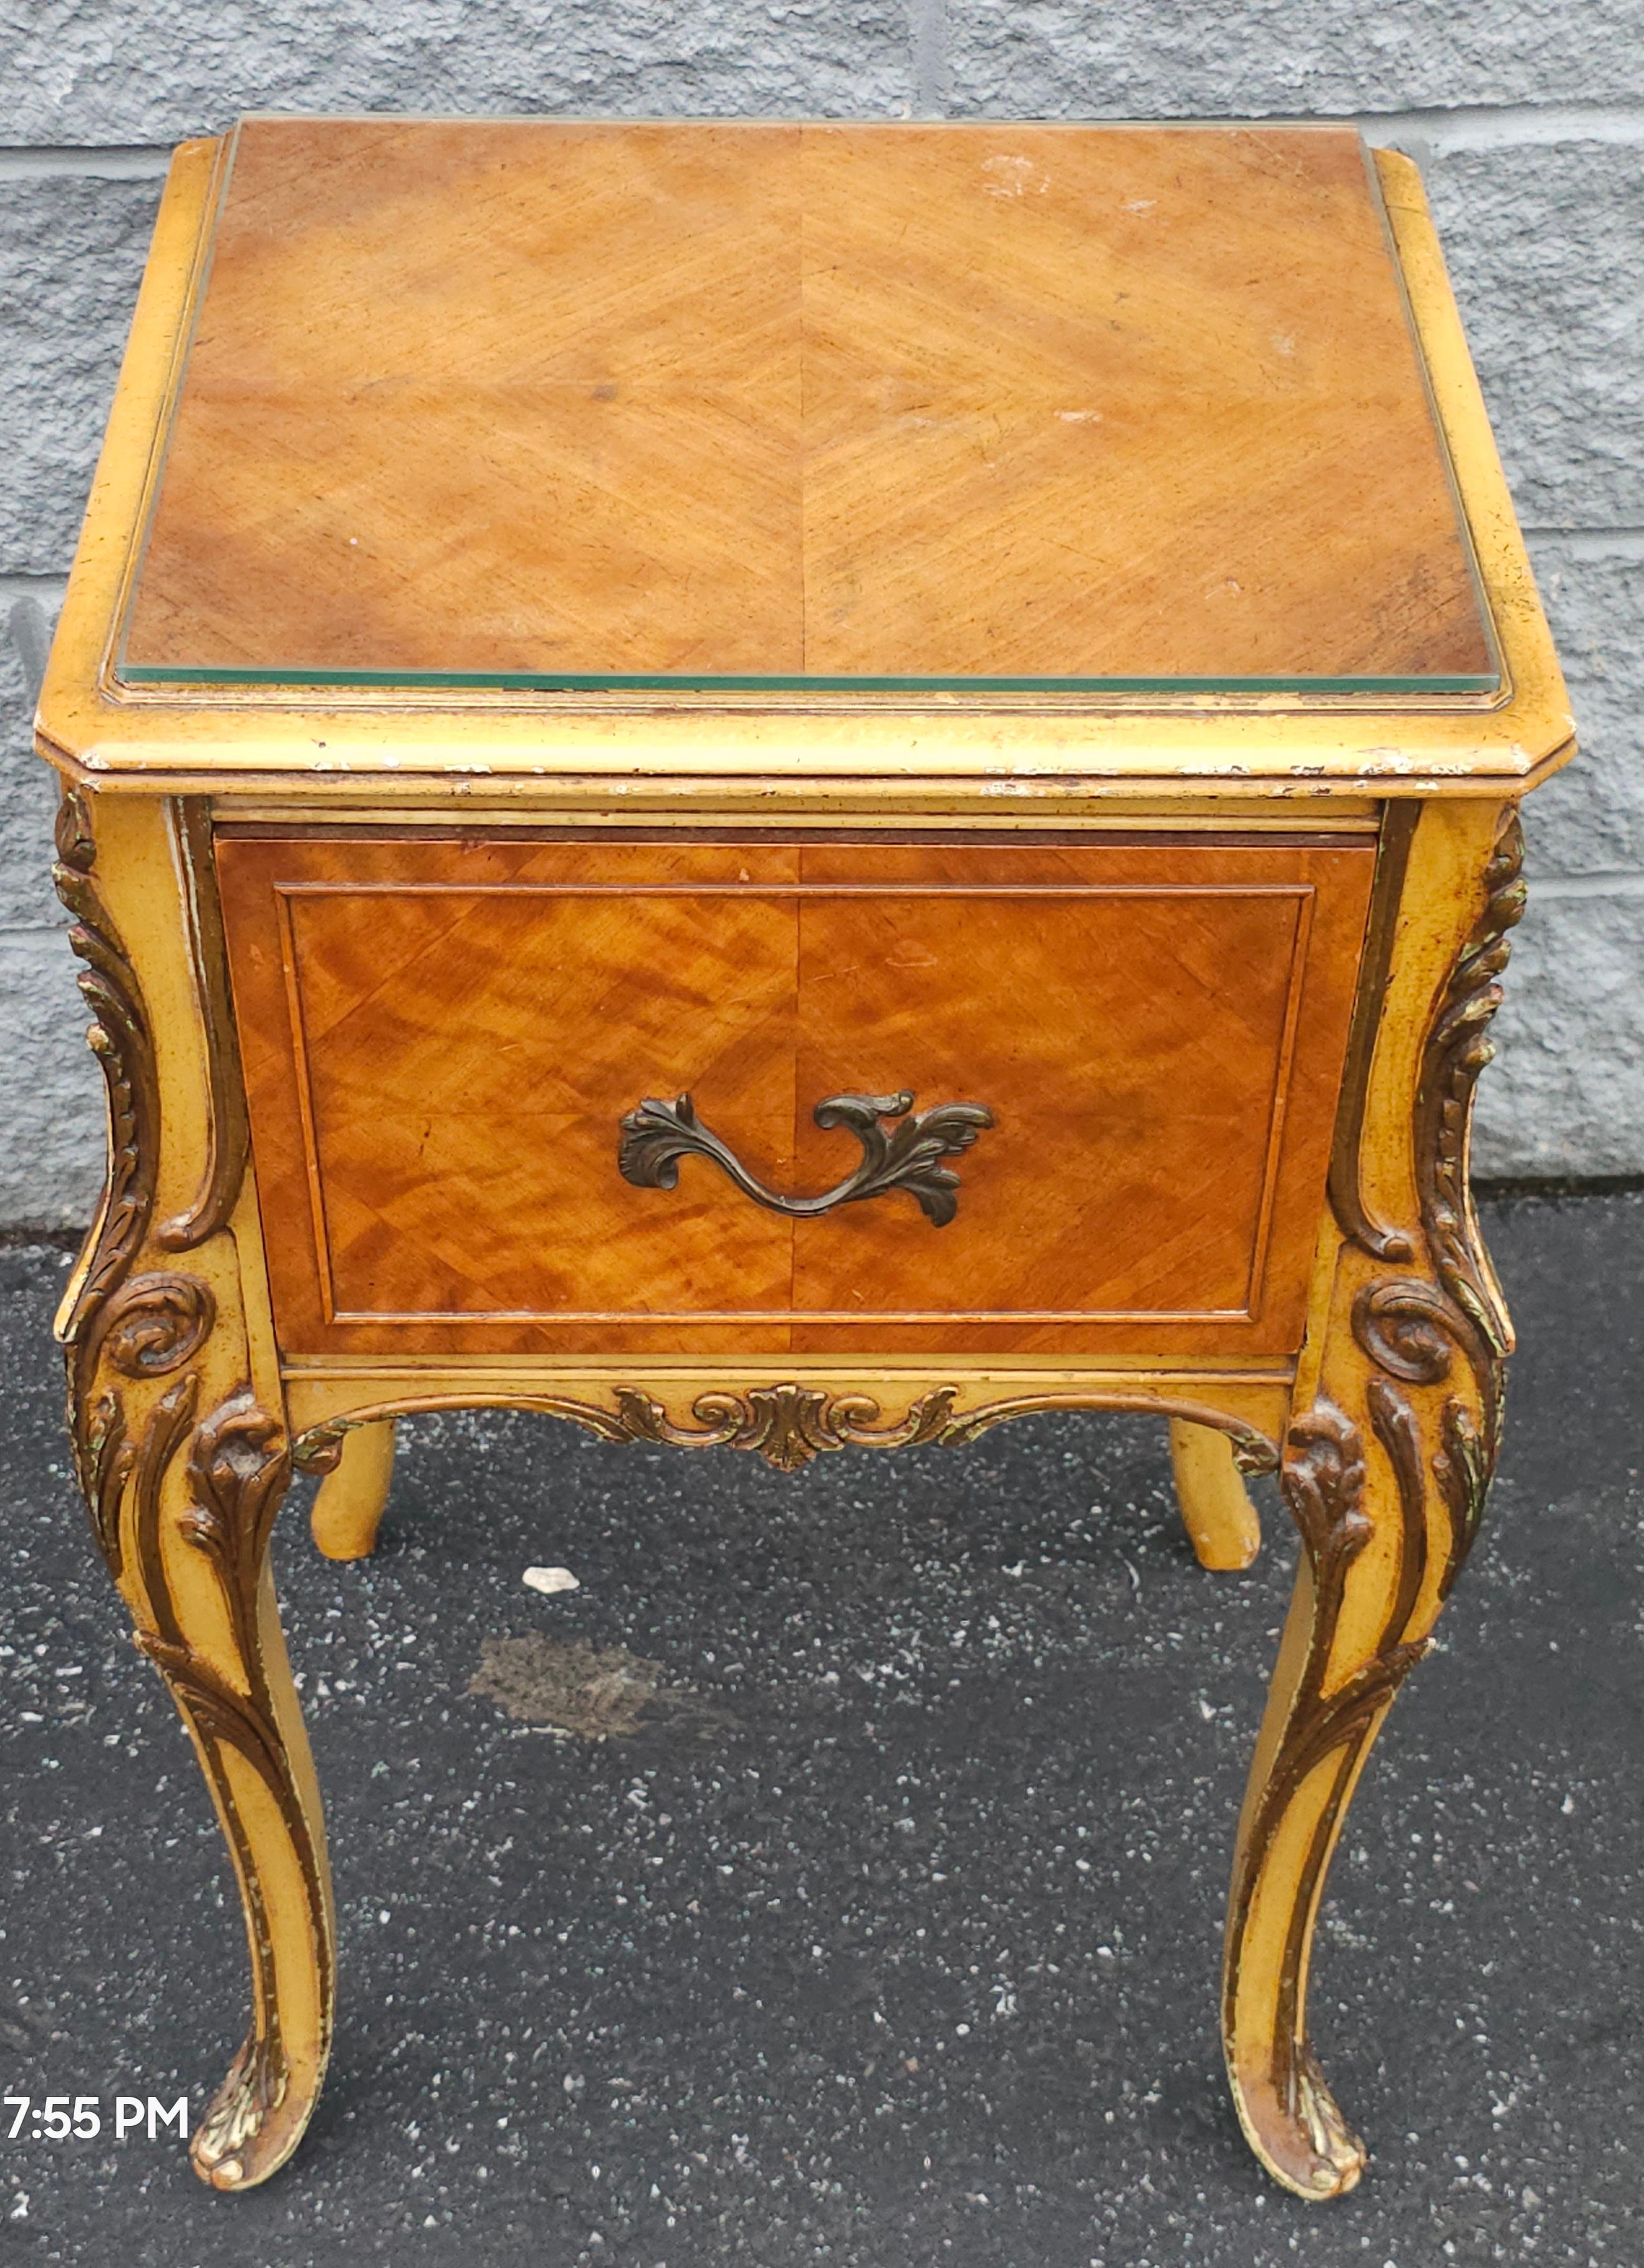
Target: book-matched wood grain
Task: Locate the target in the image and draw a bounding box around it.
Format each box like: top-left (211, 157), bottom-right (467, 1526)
top-left (123, 117), bottom-right (1493, 688)
top-left (796, 127), bottom-right (1489, 686)
top-left (784, 842), bottom-right (1365, 1355)
top-left (127, 123), bottom-right (806, 684)
top-left (214, 832), bottom-right (1376, 1358)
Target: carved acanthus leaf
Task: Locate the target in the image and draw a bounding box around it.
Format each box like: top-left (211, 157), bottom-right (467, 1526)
top-left (1345, 806), bottom-right (1526, 1583)
top-left (1246, 1393), bottom-right (1434, 1869)
top-left (294, 1387), bottom-right (1279, 1481)
top-left (127, 1383), bottom-right (322, 2191)
top-left (610, 1381), bottom-right (962, 1471)
top-left (128, 1373), bottom-right (201, 1636)
top-left (79, 1388), bottom-right (132, 1578)
top-left (50, 793), bottom-right (218, 1543)
top-left (181, 1390), bottom-right (294, 1656)
top-left (291, 1421), bottom-right (350, 1476)
top-left (1229, 1393), bottom-right (1431, 2159)
top-left (52, 789), bottom-right (158, 1362)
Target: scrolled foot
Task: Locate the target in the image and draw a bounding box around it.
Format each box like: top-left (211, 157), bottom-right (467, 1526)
top-left (190, 2029), bottom-right (316, 2192)
top-left (1230, 2044), bottom-right (1367, 2200)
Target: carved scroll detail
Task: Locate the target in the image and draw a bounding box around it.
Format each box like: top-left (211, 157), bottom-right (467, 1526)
top-left (291, 1425), bottom-right (349, 1476)
top-left (1411, 809), bottom-right (1526, 1437)
top-left (295, 1387), bottom-right (1280, 1479)
top-left (89, 1271), bottom-right (216, 1379)
top-left (619, 1090), bottom-right (994, 1227)
top-left (1247, 812), bottom-right (1525, 1989)
top-left (1346, 807), bottom-right (1526, 1580)
top-left (1231, 1398), bottom-right (1430, 2164)
top-left (1226, 810), bottom-right (1527, 2197)
top-left (51, 792), bottom-right (217, 1550)
top-left (130, 1386), bottom-right (324, 2192)
top-left (608, 1381), bottom-right (961, 1471)
top-left (52, 790), bottom-right (324, 2192)
top-left (53, 791), bottom-right (160, 1385)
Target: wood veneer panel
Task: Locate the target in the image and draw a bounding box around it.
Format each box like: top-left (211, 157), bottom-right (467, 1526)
top-left (129, 120), bottom-right (805, 681)
top-left (797, 127), bottom-right (1487, 685)
top-left (219, 837), bottom-right (805, 1354)
top-left (217, 833), bottom-right (1373, 1360)
top-left (788, 841), bottom-right (1372, 1353)
top-left (125, 118), bottom-right (1491, 690)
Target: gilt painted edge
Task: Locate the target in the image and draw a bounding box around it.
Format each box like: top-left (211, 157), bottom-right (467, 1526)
top-left (158, 797), bottom-right (250, 1249)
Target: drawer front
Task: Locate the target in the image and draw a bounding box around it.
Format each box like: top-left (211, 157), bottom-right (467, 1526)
top-left (216, 832), bottom-right (1376, 1357)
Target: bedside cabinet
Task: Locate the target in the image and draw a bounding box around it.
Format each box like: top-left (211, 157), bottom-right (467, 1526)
top-left (36, 115), bottom-right (1572, 2201)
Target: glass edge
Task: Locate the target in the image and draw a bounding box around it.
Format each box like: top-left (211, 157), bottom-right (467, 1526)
top-left (110, 125), bottom-right (1504, 714)
top-left (117, 665), bottom-right (1503, 695)
top-left (1361, 140), bottom-right (1506, 698)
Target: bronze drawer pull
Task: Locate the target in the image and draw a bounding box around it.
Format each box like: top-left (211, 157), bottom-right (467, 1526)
top-left (617, 1090), bottom-right (994, 1226)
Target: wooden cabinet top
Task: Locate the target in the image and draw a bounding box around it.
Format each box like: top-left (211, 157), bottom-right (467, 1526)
top-left (39, 117), bottom-right (1572, 802)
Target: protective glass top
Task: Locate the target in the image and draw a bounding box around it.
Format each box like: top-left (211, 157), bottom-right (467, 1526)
top-left (119, 118), bottom-right (1499, 697)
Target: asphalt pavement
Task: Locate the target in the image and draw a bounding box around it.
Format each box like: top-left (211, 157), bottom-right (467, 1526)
top-left (1, 1193), bottom-right (1641, 2267)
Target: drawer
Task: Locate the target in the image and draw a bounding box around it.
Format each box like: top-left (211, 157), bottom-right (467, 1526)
top-left (216, 831), bottom-right (1377, 1358)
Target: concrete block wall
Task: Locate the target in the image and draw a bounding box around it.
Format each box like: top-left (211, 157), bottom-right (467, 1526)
top-left (3, 4), bottom-right (1640, 1222)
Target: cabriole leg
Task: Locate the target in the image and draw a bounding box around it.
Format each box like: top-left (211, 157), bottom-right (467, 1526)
top-left (310, 1418), bottom-right (397, 1560)
top-left (54, 787), bottom-right (334, 2191)
top-left (130, 1391), bottom-right (334, 2189)
top-left (1170, 1418), bottom-right (1261, 1570)
top-left (1222, 800), bottom-right (1524, 2198)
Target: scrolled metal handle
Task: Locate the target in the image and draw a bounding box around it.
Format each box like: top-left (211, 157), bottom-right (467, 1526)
top-left (617, 1089), bottom-right (994, 1227)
